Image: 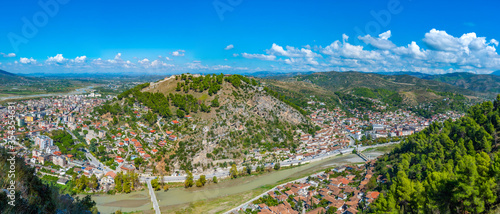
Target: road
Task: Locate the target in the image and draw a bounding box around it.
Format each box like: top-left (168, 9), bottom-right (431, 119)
top-left (138, 141), bottom-right (400, 183)
top-left (65, 127), bottom-right (114, 173)
top-left (146, 177), bottom-right (161, 214)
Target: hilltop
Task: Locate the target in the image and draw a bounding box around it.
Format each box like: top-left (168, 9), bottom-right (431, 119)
top-left (104, 74), bottom-right (312, 174)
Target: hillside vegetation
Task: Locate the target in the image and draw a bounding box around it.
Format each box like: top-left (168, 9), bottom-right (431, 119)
top-left (263, 71), bottom-right (479, 118)
top-left (423, 72), bottom-right (500, 94)
top-left (103, 74), bottom-right (312, 174)
top-left (0, 148), bottom-right (97, 213)
top-left (369, 95), bottom-right (500, 213)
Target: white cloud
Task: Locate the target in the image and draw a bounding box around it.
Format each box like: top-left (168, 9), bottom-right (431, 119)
top-left (172, 50), bottom-right (185, 56)
top-left (422, 29), bottom-right (462, 52)
top-left (490, 39), bottom-right (499, 46)
top-left (266, 43), bottom-right (321, 59)
top-left (138, 58), bottom-right (150, 64)
top-left (46, 54), bottom-right (67, 63)
top-left (150, 59), bottom-right (173, 68)
top-left (322, 41), bottom-right (381, 60)
top-left (358, 30), bottom-right (396, 49)
top-left (342, 34), bottom-right (349, 43)
top-left (394, 42), bottom-right (427, 59)
top-left (73, 56), bottom-right (87, 63)
top-left (225, 44), bottom-right (234, 50)
top-left (7, 29), bottom-right (500, 75)
top-left (20, 57), bottom-right (37, 64)
top-left (241, 53), bottom-right (276, 61)
top-left (1, 53), bottom-right (16, 57)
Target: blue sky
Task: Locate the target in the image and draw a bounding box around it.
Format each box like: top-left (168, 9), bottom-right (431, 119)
top-left (1, 0), bottom-right (499, 74)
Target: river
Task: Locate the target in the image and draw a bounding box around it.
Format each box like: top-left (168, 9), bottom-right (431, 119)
top-left (0, 85), bottom-right (95, 101)
top-left (91, 152), bottom-right (384, 214)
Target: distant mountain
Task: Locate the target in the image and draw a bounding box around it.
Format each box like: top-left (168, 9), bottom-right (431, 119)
top-left (281, 71), bottom-right (475, 96)
top-left (0, 69), bottom-right (35, 83)
top-left (422, 72), bottom-right (500, 93)
top-left (372, 71), bottom-right (433, 79)
top-left (246, 71), bottom-right (315, 78)
top-left (0, 69), bottom-right (16, 76)
top-left (492, 70), bottom-right (500, 76)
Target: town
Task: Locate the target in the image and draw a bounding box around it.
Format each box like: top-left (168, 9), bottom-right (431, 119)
top-left (0, 78), bottom-right (464, 198)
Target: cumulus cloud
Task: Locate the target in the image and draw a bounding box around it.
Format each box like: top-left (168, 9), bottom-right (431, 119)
top-left (225, 44), bottom-right (234, 50)
top-left (1, 53), bottom-right (16, 57)
top-left (20, 57), bottom-right (37, 64)
top-left (241, 53), bottom-right (276, 61)
top-left (138, 58), bottom-right (150, 65)
top-left (358, 30), bottom-right (396, 50)
top-left (266, 43), bottom-right (320, 58)
top-left (393, 42), bottom-right (427, 59)
top-left (46, 54), bottom-right (67, 64)
top-left (172, 50), bottom-right (185, 56)
top-left (490, 39), bottom-right (499, 46)
top-left (7, 29), bottom-right (500, 74)
top-left (150, 59), bottom-right (173, 68)
top-left (73, 56), bottom-right (87, 63)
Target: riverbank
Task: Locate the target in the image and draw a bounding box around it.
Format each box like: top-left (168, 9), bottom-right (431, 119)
top-left (0, 85), bottom-right (96, 102)
top-left (93, 153), bottom-right (366, 213)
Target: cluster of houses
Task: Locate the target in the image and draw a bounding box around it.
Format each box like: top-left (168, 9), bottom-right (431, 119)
top-left (240, 160), bottom-right (382, 214)
top-left (285, 107), bottom-right (463, 161)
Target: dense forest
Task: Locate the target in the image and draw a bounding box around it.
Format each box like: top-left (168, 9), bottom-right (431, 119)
top-left (0, 148), bottom-right (97, 213)
top-left (369, 95), bottom-right (500, 213)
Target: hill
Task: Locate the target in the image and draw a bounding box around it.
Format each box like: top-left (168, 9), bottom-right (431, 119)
top-left (373, 71), bottom-right (432, 79)
top-left (102, 74), bottom-right (312, 174)
top-left (492, 70), bottom-right (500, 76)
top-left (422, 72), bottom-right (500, 94)
top-left (0, 148), bottom-right (97, 213)
top-left (0, 69), bottom-right (33, 83)
top-left (368, 95), bottom-right (500, 213)
top-left (264, 71), bottom-right (482, 118)
top-left (279, 71), bottom-right (475, 95)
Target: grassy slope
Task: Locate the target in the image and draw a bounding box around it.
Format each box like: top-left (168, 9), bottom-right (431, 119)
top-left (423, 72), bottom-right (500, 93)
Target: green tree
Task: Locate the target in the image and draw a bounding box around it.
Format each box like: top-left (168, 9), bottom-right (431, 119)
top-left (199, 175), bottom-right (206, 186)
top-left (185, 171), bottom-right (194, 188)
top-left (230, 164), bottom-right (238, 179)
top-left (274, 162), bottom-right (280, 170)
top-left (123, 181), bottom-right (131, 193)
top-left (211, 97), bottom-right (220, 107)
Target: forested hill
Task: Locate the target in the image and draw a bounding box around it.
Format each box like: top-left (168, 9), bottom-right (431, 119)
top-left (0, 148), bottom-right (97, 213)
top-left (0, 69), bottom-right (34, 83)
top-left (422, 72), bottom-right (500, 93)
top-left (369, 95), bottom-right (500, 213)
top-left (279, 71), bottom-right (477, 96)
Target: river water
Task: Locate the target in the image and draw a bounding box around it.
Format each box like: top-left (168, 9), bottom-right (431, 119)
top-left (91, 153), bottom-right (378, 214)
top-left (0, 85), bottom-right (95, 101)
